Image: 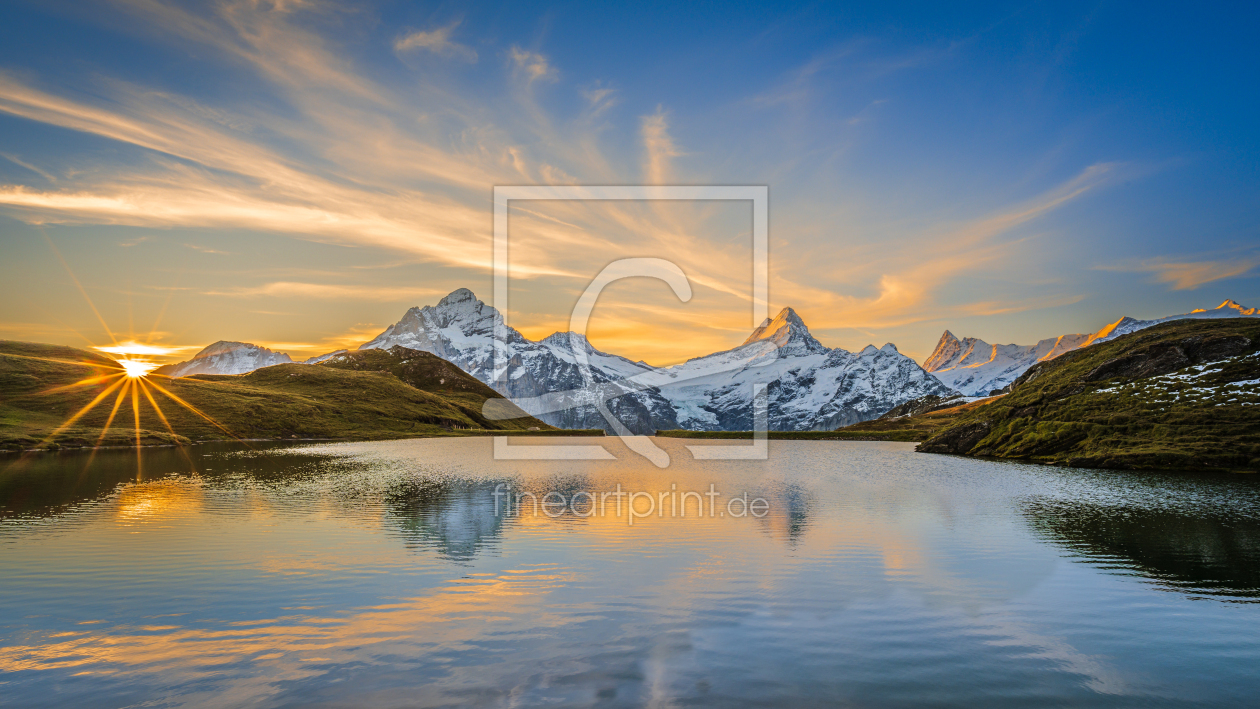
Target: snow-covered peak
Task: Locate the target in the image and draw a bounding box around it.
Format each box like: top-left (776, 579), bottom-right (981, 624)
top-left (1089, 298), bottom-right (1259, 345)
top-left (541, 331), bottom-right (595, 352)
top-left (303, 349), bottom-right (347, 364)
top-left (740, 307), bottom-right (827, 355)
top-left (439, 287), bottom-right (477, 307)
top-left (1209, 299), bottom-right (1258, 316)
top-left (191, 341), bottom-right (267, 359)
top-left (360, 288), bottom-right (517, 355)
top-left (156, 341), bottom-right (293, 377)
top-left (429, 288), bottom-right (500, 328)
top-left (924, 331), bottom-right (962, 372)
top-left (927, 298), bottom-right (1260, 396)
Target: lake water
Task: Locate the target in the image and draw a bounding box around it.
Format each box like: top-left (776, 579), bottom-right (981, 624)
top-left (2, 437), bottom-right (1259, 708)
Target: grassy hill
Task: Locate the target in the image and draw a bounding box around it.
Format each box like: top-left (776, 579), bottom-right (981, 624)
top-left (0, 341), bottom-right (575, 452)
top-left (829, 396), bottom-right (1003, 441)
top-left (655, 395), bottom-right (1004, 442)
top-left (918, 318), bottom-right (1260, 471)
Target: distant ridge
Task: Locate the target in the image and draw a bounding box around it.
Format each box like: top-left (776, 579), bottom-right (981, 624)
top-left (155, 341), bottom-right (293, 377)
top-left (925, 299), bottom-right (1260, 396)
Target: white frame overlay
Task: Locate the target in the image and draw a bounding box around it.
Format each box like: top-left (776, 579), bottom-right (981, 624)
top-left (492, 185), bottom-right (769, 464)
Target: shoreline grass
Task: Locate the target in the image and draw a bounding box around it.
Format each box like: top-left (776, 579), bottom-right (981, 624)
top-left (654, 429), bottom-right (922, 441)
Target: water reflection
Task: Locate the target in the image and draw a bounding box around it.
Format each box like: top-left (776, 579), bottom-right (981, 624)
top-left (1024, 498), bottom-right (1260, 601)
top-left (0, 446), bottom-right (192, 520)
top-left (752, 481), bottom-right (812, 549)
top-left (5, 439), bottom-right (1260, 707)
top-left (0, 442), bottom-right (359, 525)
top-left (384, 479), bottom-right (507, 562)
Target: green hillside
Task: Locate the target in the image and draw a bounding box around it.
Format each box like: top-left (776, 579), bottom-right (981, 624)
top-left (918, 318), bottom-right (1260, 471)
top-left (0, 341), bottom-right (562, 452)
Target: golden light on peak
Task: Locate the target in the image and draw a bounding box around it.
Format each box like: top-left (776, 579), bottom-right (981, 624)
top-left (95, 341), bottom-right (180, 357)
top-left (118, 359), bottom-right (159, 378)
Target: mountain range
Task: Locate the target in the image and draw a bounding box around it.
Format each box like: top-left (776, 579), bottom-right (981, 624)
top-left (157, 291), bottom-right (1259, 431)
top-left (925, 299), bottom-right (1260, 396)
top-left (355, 289), bottom-right (952, 433)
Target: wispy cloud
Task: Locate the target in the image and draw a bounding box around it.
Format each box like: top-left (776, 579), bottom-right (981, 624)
top-left (1, 152), bottom-right (56, 182)
top-left (252, 323), bottom-right (391, 357)
top-left (958, 293), bottom-right (1087, 317)
top-left (203, 282), bottom-right (447, 300)
top-left (641, 108), bottom-right (680, 185)
top-left (508, 46), bottom-right (557, 83)
top-left (766, 163), bottom-right (1121, 331)
top-left (0, 1), bottom-right (1155, 363)
top-left (581, 85), bottom-right (617, 113)
top-left (1098, 254), bottom-right (1260, 290)
top-left (394, 22), bottom-right (477, 62)
top-left (184, 243), bottom-right (232, 255)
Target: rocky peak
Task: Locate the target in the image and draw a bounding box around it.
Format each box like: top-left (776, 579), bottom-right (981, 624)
top-left (541, 331), bottom-right (594, 352)
top-left (924, 330), bottom-right (965, 372)
top-left (155, 340), bottom-right (293, 377)
top-left (437, 287), bottom-right (478, 308)
top-left (191, 340), bottom-right (284, 359)
top-left (740, 307), bottom-right (827, 354)
top-left (1214, 299), bottom-right (1258, 315)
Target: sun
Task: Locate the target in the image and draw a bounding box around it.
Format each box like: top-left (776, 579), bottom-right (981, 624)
top-left (118, 359), bottom-right (160, 378)
top-left (96, 341), bottom-right (181, 357)
top-left (11, 339), bottom-right (242, 465)
top-left (97, 342), bottom-right (172, 378)
top-left (7, 240), bottom-right (245, 468)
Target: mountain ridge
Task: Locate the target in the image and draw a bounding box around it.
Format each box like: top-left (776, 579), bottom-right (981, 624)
top-left (917, 317), bottom-right (1260, 470)
top-left (155, 341), bottom-right (294, 378)
top-left (151, 291), bottom-right (1258, 432)
top-left (358, 289), bottom-right (950, 432)
top-left (924, 299), bottom-right (1260, 396)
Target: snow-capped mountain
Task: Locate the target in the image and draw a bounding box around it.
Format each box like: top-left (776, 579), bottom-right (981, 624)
top-left (360, 288), bottom-right (678, 434)
top-left (642, 307), bottom-right (954, 430)
top-left (924, 331), bottom-right (1091, 396)
top-left (303, 349), bottom-right (348, 364)
top-left (1088, 299), bottom-right (1259, 342)
top-left (155, 341), bottom-right (293, 377)
top-left (363, 290), bottom-right (953, 433)
top-left (926, 299), bottom-right (1259, 396)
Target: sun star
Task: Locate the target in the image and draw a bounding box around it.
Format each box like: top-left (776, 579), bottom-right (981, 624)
top-left (118, 359), bottom-right (159, 378)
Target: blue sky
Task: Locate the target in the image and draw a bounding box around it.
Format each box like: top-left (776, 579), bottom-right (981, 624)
top-left (0, 0), bottom-right (1257, 363)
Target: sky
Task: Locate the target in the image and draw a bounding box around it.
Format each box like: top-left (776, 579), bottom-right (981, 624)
top-left (1, 0), bottom-right (1258, 366)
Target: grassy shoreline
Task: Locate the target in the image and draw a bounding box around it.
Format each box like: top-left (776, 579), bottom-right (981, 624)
top-left (654, 429), bottom-right (922, 441)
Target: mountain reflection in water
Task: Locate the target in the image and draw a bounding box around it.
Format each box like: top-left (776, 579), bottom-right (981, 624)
top-left (1024, 499), bottom-right (1260, 600)
top-left (3, 438), bottom-right (1260, 708)
top-left (385, 479), bottom-right (508, 562)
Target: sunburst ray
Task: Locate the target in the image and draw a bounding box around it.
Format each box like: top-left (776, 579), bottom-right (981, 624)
top-left (79, 379), bottom-right (135, 475)
top-left (145, 378), bottom-right (249, 445)
top-left (28, 372), bottom-right (127, 398)
top-left (138, 379), bottom-right (200, 472)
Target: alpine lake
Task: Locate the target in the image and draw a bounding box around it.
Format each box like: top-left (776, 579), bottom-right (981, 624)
top-left (2, 437), bottom-right (1258, 708)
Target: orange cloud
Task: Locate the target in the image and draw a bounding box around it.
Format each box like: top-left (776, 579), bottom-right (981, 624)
top-left (1102, 256), bottom-right (1260, 291)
